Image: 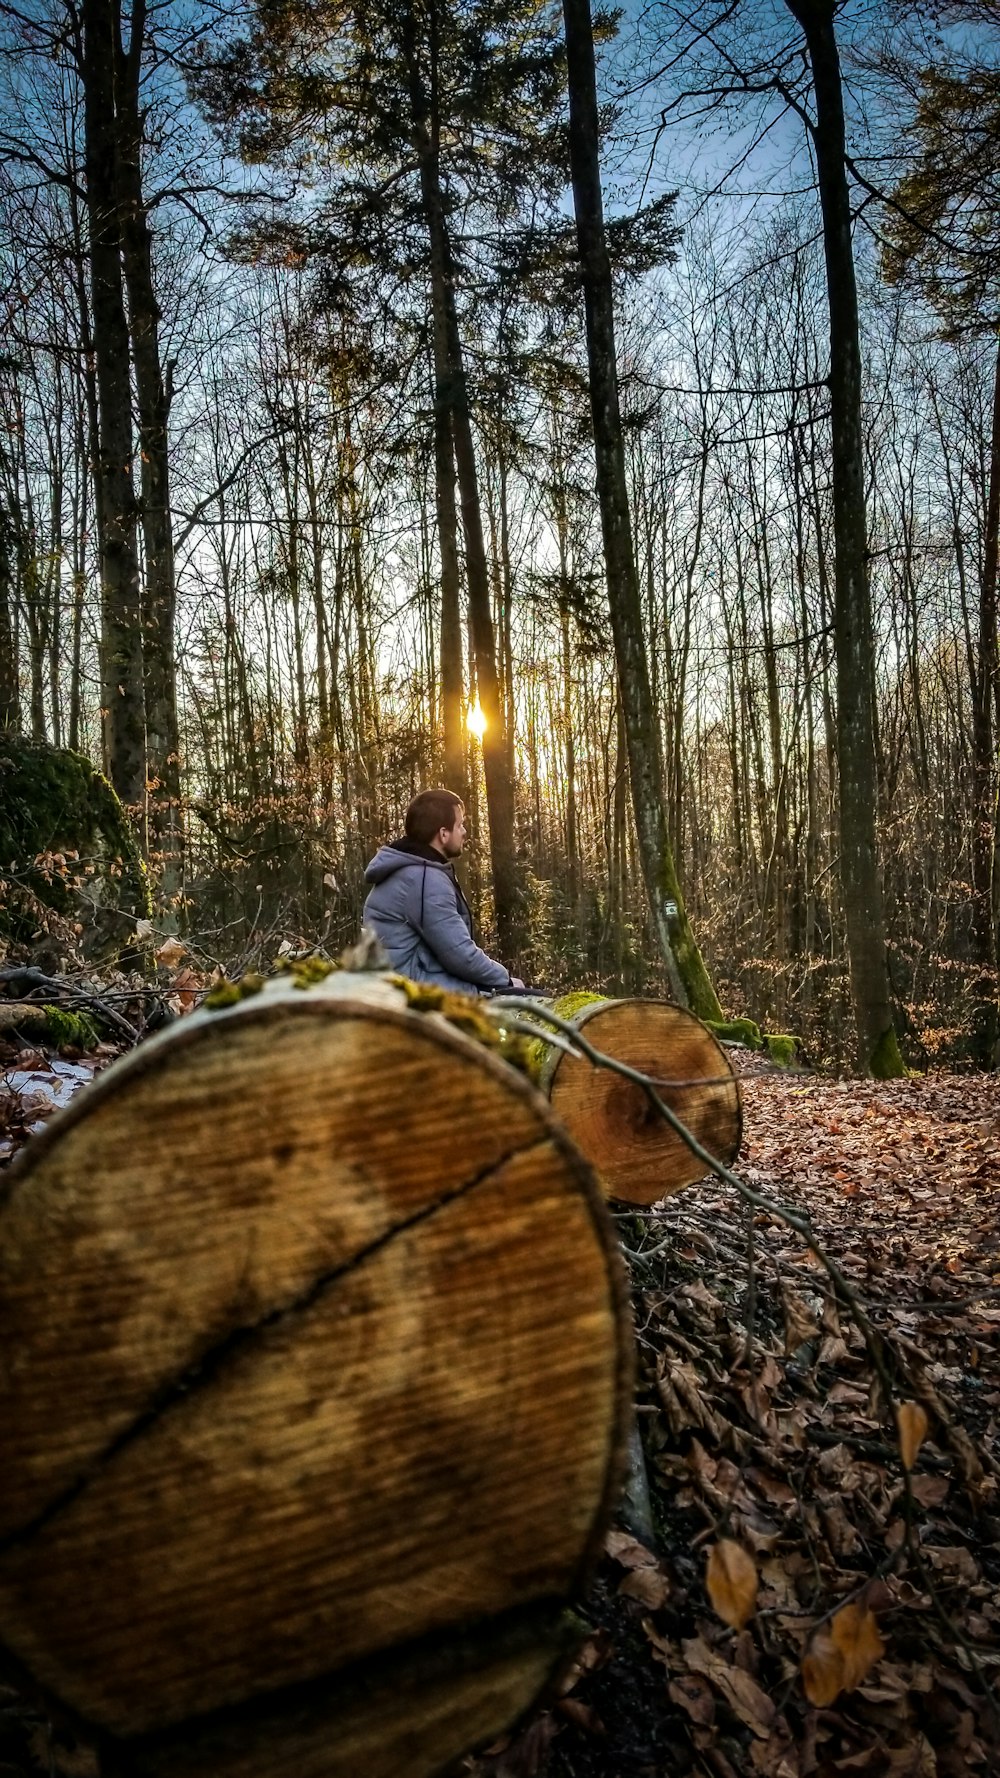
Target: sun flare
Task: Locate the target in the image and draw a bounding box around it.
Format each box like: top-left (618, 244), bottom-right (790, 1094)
top-left (466, 697), bottom-right (487, 740)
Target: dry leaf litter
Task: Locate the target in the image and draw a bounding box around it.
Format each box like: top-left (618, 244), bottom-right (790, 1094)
top-left (468, 1063), bottom-right (1000, 1778)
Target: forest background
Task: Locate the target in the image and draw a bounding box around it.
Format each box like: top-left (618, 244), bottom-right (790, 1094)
top-left (1, 0), bottom-right (999, 1073)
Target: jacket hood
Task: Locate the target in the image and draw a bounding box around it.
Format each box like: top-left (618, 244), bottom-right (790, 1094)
top-left (363, 841), bottom-right (453, 886)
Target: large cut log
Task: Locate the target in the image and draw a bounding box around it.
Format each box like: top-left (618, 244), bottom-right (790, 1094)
top-left (0, 972), bottom-right (631, 1778)
top-left (529, 995), bottom-right (742, 1206)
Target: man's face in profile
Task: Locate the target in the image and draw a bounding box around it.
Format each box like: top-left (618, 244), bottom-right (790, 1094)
top-left (440, 807), bottom-right (467, 858)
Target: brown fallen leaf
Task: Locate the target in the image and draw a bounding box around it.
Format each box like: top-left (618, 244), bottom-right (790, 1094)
top-left (619, 1564), bottom-right (671, 1608)
top-left (782, 1286), bottom-right (820, 1355)
top-left (170, 966), bottom-right (204, 1012)
top-left (683, 1636), bottom-right (776, 1738)
top-left (801, 1601), bottom-right (885, 1706)
top-left (604, 1528), bottom-right (657, 1569)
top-left (668, 1672), bottom-right (715, 1726)
top-left (884, 1734), bottom-right (937, 1776)
top-left (750, 1723), bottom-right (800, 1778)
top-left (897, 1401), bottom-right (930, 1470)
top-left (706, 1538), bottom-right (758, 1629)
top-left (909, 1473), bottom-right (950, 1508)
top-left (925, 1545), bottom-right (978, 1582)
top-left (555, 1697), bottom-right (605, 1736)
top-left (155, 935), bottom-right (187, 969)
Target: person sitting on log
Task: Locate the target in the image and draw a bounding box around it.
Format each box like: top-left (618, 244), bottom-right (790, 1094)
top-left (363, 788), bottom-right (525, 997)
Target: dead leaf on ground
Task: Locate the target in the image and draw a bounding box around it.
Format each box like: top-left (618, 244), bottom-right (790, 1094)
top-left (897, 1401), bottom-right (930, 1470)
top-left (801, 1602), bottom-right (886, 1706)
top-left (782, 1285), bottom-right (820, 1354)
top-left (706, 1538), bottom-right (758, 1629)
top-left (668, 1672), bottom-right (715, 1726)
top-left (683, 1636), bottom-right (776, 1738)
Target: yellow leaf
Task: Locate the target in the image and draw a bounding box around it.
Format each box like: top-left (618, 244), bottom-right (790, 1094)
top-left (801, 1602), bottom-right (885, 1706)
top-left (705, 1539), bottom-right (757, 1629)
top-left (155, 936), bottom-right (187, 970)
top-left (897, 1401), bottom-right (929, 1471)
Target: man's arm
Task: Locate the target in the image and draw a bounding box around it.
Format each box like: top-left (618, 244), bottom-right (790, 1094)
top-left (418, 869), bottom-right (512, 989)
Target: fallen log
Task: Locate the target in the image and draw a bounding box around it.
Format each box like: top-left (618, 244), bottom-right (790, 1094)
top-left (0, 971), bottom-right (631, 1778)
top-left (527, 994), bottom-right (742, 1206)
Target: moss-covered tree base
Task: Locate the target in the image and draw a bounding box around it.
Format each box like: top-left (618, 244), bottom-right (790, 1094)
top-left (0, 733), bottom-right (149, 950)
top-left (869, 1024), bottom-right (907, 1080)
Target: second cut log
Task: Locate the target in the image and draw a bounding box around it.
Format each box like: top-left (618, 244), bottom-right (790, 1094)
top-left (530, 995), bottom-right (742, 1205)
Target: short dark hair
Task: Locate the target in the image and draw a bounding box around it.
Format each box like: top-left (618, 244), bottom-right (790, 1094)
top-left (405, 788), bottom-right (463, 845)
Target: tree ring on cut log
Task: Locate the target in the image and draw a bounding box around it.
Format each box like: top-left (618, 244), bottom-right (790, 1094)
top-left (537, 998), bottom-right (742, 1205)
top-left (0, 980), bottom-right (631, 1778)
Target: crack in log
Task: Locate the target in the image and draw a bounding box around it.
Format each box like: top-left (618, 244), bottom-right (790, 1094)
top-left (0, 1134), bottom-right (551, 1558)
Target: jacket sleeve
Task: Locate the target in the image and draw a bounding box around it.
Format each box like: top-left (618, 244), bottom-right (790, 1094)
top-left (416, 867), bottom-right (512, 989)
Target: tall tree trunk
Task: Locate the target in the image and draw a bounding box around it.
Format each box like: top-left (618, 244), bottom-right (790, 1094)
top-left (115, 0), bottom-right (183, 906)
top-left (440, 256), bottom-right (518, 955)
top-left (561, 0), bottom-right (720, 1017)
top-left (402, 1), bottom-right (516, 955)
top-left (969, 334), bottom-right (1000, 1061)
top-left (785, 0), bottom-right (904, 1076)
top-left (0, 513), bottom-right (19, 730)
top-left (435, 403), bottom-right (466, 793)
top-left (82, 0), bottom-right (146, 812)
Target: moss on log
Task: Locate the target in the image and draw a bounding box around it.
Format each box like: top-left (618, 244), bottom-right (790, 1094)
top-left (0, 1002), bottom-right (99, 1051)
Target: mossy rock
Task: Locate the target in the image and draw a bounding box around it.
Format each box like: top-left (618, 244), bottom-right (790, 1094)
top-left (0, 733), bottom-right (149, 945)
top-left (764, 1032), bottom-right (800, 1069)
top-left (705, 1016), bottom-right (762, 1051)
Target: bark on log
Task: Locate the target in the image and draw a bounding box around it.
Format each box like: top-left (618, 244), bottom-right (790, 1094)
top-left (532, 996), bottom-right (742, 1206)
top-left (0, 973), bottom-right (631, 1778)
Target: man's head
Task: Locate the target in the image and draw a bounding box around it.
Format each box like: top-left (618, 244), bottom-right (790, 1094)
top-left (404, 788), bottom-right (467, 859)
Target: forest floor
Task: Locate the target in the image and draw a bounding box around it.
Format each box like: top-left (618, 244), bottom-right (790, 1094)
top-left (1, 1004), bottom-right (999, 1778)
top-left (469, 1062), bottom-right (1000, 1778)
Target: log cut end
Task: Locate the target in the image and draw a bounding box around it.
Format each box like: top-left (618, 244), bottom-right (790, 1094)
top-left (0, 977), bottom-right (631, 1778)
top-left (542, 999), bottom-right (742, 1205)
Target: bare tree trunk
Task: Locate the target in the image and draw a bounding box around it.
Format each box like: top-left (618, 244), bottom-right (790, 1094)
top-left (0, 512), bottom-right (19, 730)
top-left (785, 0), bottom-right (903, 1075)
top-left (968, 334), bottom-right (1000, 1060)
top-left (435, 403), bottom-right (466, 793)
top-left (402, 1), bottom-right (516, 954)
top-left (82, 0), bottom-right (146, 812)
top-left (440, 255), bottom-right (517, 955)
top-left (561, 0), bottom-right (720, 1018)
top-left (115, 0), bottom-right (183, 906)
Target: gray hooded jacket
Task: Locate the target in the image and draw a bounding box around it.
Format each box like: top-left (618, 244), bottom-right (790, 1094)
top-left (362, 842), bottom-right (512, 995)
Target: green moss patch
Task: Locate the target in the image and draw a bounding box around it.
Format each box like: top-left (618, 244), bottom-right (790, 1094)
top-left (392, 975), bottom-right (535, 1076)
top-left (0, 732), bottom-right (148, 940)
top-left (870, 1024), bottom-right (907, 1080)
top-left (1, 1003), bottom-right (100, 1052)
top-left (203, 973), bottom-right (265, 1009)
top-left (706, 1016), bottom-right (763, 1051)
